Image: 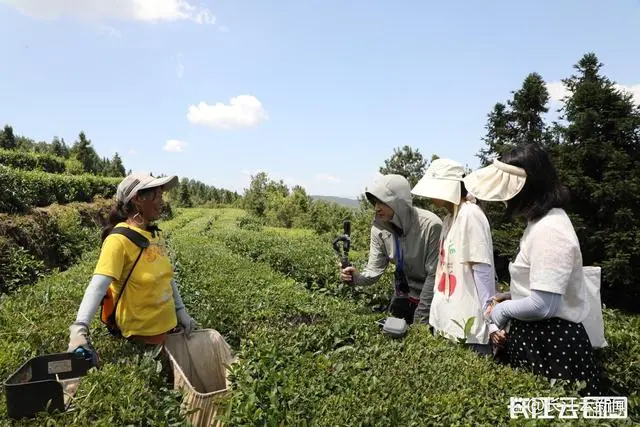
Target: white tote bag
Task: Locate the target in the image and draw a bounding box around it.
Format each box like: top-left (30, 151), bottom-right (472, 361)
top-left (581, 266), bottom-right (608, 349)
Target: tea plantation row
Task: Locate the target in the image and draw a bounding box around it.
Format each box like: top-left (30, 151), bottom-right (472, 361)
top-left (0, 149), bottom-right (68, 174)
top-left (201, 211), bottom-right (639, 422)
top-left (0, 208), bottom-right (636, 424)
top-left (171, 210), bottom-right (629, 425)
top-left (0, 165), bottom-right (120, 213)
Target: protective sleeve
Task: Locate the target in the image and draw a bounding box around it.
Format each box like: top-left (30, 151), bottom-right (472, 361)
top-left (472, 262), bottom-right (496, 312)
top-left (171, 279), bottom-right (185, 311)
top-left (489, 289), bottom-right (562, 330)
top-left (74, 274), bottom-right (113, 327)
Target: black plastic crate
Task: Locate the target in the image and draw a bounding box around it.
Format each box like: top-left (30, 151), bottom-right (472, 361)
top-left (4, 352), bottom-right (94, 420)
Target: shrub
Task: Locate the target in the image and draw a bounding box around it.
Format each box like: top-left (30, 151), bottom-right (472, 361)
top-left (236, 213), bottom-right (265, 231)
top-left (167, 212), bottom-right (600, 425)
top-left (0, 166), bottom-right (120, 213)
top-left (0, 201), bottom-right (112, 293)
top-left (0, 237), bottom-right (45, 293)
top-left (0, 148), bottom-right (66, 173)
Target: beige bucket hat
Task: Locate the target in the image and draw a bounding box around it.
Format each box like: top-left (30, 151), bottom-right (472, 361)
top-left (411, 158), bottom-right (465, 205)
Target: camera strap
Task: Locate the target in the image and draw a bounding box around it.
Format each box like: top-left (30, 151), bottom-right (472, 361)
top-left (394, 234), bottom-right (409, 294)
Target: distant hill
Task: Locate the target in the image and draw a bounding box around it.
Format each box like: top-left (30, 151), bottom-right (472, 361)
top-left (311, 195), bottom-right (361, 209)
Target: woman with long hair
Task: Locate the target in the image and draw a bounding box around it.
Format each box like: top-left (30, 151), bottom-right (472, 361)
top-left (465, 144), bottom-right (601, 396)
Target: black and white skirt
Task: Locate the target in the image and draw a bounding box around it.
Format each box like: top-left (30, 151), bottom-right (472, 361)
top-left (505, 317), bottom-right (601, 396)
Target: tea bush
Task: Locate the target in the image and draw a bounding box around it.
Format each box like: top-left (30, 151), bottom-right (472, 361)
top-left (0, 149), bottom-right (67, 174)
top-left (0, 208), bottom-right (637, 424)
top-left (210, 225), bottom-right (394, 307)
top-left (168, 212), bottom-right (612, 425)
top-left (0, 166), bottom-right (120, 213)
top-left (0, 200), bottom-right (112, 293)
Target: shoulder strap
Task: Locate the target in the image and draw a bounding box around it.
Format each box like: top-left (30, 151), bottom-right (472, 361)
top-left (394, 234), bottom-right (403, 271)
top-left (111, 227), bottom-right (150, 249)
top-left (108, 227), bottom-right (150, 320)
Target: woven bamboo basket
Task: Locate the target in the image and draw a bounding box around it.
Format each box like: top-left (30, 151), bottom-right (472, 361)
top-left (164, 329), bottom-right (235, 427)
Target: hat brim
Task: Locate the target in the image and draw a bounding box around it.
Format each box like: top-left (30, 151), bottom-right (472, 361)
top-left (411, 177), bottom-right (461, 205)
top-left (140, 175), bottom-right (179, 192)
top-left (462, 161), bottom-right (526, 202)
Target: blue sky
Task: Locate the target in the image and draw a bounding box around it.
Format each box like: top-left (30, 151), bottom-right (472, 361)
top-left (1, 1), bottom-right (639, 198)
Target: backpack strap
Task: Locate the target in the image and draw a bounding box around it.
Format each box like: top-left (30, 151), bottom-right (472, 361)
top-left (109, 227), bottom-right (150, 324)
top-left (111, 227), bottom-right (150, 249)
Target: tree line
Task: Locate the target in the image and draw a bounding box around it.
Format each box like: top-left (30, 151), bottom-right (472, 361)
top-left (242, 52), bottom-right (640, 313)
top-left (0, 127), bottom-right (126, 177)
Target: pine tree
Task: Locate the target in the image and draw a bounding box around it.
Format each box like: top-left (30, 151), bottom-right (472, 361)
top-left (0, 125), bottom-right (17, 150)
top-left (379, 145), bottom-right (427, 188)
top-left (70, 131), bottom-right (101, 174)
top-left (111, 153), bottom-right (126, 177)
top-left (178, 178), bottom-right (193, 207)
top-left (476, 73), bottom-right (555, 283)
top-left (554, 53), bottom-right (640, 309)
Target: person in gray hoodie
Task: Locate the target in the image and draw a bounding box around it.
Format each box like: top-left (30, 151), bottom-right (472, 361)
top-left (340, 174), bottom-right (443, 324)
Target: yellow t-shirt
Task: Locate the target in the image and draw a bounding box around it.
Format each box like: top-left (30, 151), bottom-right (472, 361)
top-left (95, 222), bottom-right (177, 338)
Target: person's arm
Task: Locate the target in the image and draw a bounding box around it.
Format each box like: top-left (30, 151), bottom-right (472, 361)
top-left (491, 217), bottom-right (575, 330)
top-left (74, 274), bottom-right (113, 327)
top-left (414, 220), bottom-right (442, 323)
top-left (68, 236), bottom-right (124, 353)
top-left (472, 263), bottom-right (496, 313)
top-left (457, 205), bottom-right (499, 331)
top-left (68, 274), bottom-right (113, 353)
top-left (490, 289), bottom-right (562, 329)
top-left (171, 278), bottom-right (198, 337)
top-left (352, 228), bottom-right (390, 286)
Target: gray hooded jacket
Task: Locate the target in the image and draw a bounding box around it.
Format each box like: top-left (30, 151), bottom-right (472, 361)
top-left (354, 174), bottom-right (442, 323)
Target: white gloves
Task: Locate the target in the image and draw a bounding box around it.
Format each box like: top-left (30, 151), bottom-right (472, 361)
top-left (177, 308), bottom-right (198, 337)
top-left (68, 323), bottom-right (91, 352)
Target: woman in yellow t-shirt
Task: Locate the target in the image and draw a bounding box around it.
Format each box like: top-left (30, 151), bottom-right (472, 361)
top-left (67, 172), bottom-right (197, 360)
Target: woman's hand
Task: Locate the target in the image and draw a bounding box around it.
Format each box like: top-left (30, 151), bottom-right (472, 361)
top-left (490, 329), bottom-right (507, 346)
top-left (177, 308), bottom-right (198, 338)
top-left (340, 265), bottom-right (358, 283)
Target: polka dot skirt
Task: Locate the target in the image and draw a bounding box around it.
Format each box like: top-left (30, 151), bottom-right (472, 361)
top-left (506, 317), bottom-right (601, 396)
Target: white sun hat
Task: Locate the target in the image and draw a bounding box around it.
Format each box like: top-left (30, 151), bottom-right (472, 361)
top-left (411, 158), bottom-right (465, 205)
top-left (462, 159), bottom-right (527, 202)
top-left (116, 172), bottom-right (179, 205)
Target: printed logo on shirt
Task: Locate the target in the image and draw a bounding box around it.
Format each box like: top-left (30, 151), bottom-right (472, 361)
top-left (143, 239), bottom-right (169, 263)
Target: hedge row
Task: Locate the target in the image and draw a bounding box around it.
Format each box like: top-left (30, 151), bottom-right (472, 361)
top-left (212, 223), bottom-right (393, 307)
top-left (0, 210), bottom-right (195, 425)
top-left (0, 199), bottom-right (114, 293)
top-left (205, 209), bottom-right (639, 422)
top-left (0, 149), bottom-right (67, 174)
top-left (0, 166), bottom-right (120, 213)
top-left (169, 211), bottom-right (611, 425)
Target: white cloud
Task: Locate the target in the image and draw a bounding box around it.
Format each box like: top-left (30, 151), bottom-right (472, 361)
top-left (546, 81), bottom-right (640, 105)
top-left (164, 139), bottom-right (187, 152)
top-left (0, 0), bottom-right (215, 25)
top-left (616, 84), bottom-right (640, 105)
top-left (546, 81), bottom-right (570, 102)
top-left (187, 95), bottom-right (269, 130)
top-left (315, 173), bottom-right (341, 183)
